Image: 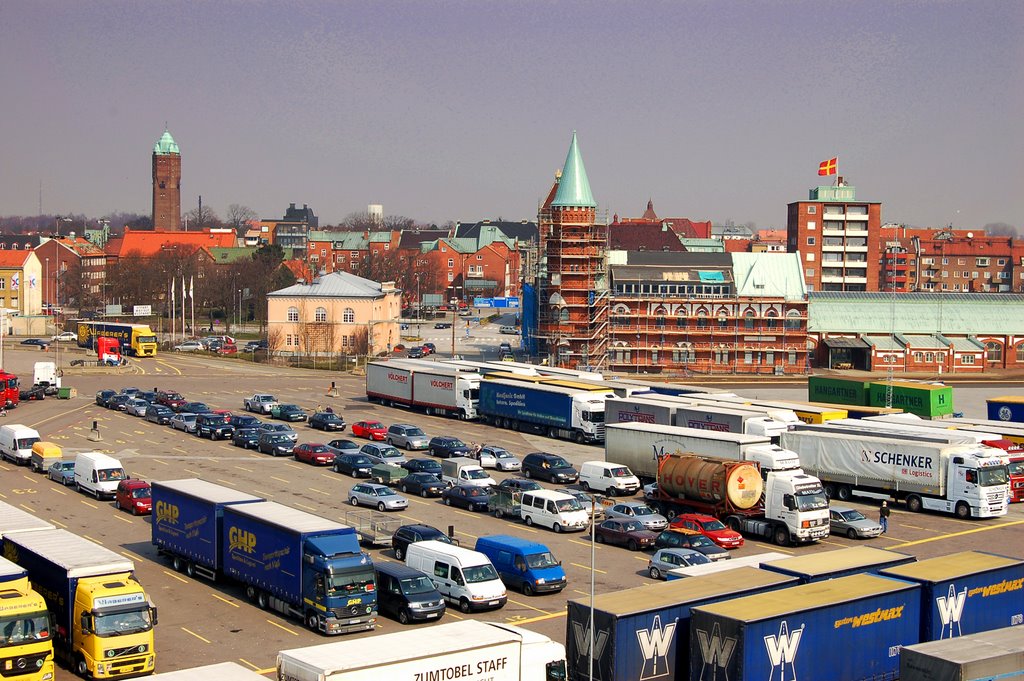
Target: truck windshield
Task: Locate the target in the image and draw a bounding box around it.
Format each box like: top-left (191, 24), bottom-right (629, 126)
top-left (468, 388), bottom-right (480, 400)
top-left (978, 466), bottom-right (1009, 487)
top-left (795, 489), bottom-right (829, 511)
top-left (97, 468), bottom-right (126, 482)
top-left (0, 611), bottom-right (51, 646)
top-left (328, 569), bottom-right (375, 596)
top-left (400, 576), bottom-right (436, 595)
top-left (554, 498), bottom-right (582, 512)
top-left (466, 469), bottom-right (490, 480)
top-left (586, 411), bottom-right (605, 424)
top-left (1007, 460), bottom-right (1024, 476)
top-left (138, 335), bottom-right (157, 345)
top-left (463, 564), bottom-right (499, 583)
top-left (526, 552), bottom-right (559, 569)
top-left (93, 608), bottom-right (152, 637)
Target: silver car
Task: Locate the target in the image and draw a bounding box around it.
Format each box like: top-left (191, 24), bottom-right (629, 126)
top-left (125, 398), bottom-right (150, 416)
top-left (360, 443), bottom-right (407, 467)
top-left (170, 413), bottom-right (198, 433)
top-left (478, 445), bottom-right (521, 471)
top-left (386, 424), bottom-right (430, 450)
top-left (647, 548), bottom-right (711, 580)
top-left (829, 506), bottom-right (883, 539)
top-left (605, 501), bottom-right (668, 531)
top-left (348, 483), bottom-right (409, 512)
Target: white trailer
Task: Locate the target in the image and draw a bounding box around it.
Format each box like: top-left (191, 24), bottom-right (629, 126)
top-left (277, 620), bottom-right (566, 681)
top-left (366, 360), bottom-right (480, 419)
top-left (780, 429), bottom-right (1010, 519)
top-left (667, 552), bottom-right (789, 579)
top-left (0, 500), bottom-right (55, 538)
top-left (792, 419), bottom-right (1002, 445)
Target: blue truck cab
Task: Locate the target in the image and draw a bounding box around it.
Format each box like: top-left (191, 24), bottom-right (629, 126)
top-left (474, 535), bottom-right (567, 595)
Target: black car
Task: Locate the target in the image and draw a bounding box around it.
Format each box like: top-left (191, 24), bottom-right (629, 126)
top-left (231, 427), bottom-right (261, 449)
top-left (496, 478), bottom-right (543, 494)
top-left (144, 405), bottom-right (174, 425)
top-left (433, 322), bottom-right (451, 329)
top-left (135, 391), bottom-right (158, 404)
top-left (228, 414), bottom-right (262, 429)
top-left (258, 432), bottom-right (295, 456)
top-left (95, 389), bottom-right (117, 406)
top-left (400, 472), bottom-right (447, 498)
top-left (105, 394), bottom-right (131, 411)
top-left (653, 529), bottom-right (730, 561)
top-left (391, 524), bottom-right (453, 561)
top-left (178, 401), bottom-right (210, 414)
top-left (522, 452), bottom-right (579, 484)
top-left (441, 484), bottom-right (493, 512)
top-left (401, 458), bottom-right (443, 478)
top-left (309, 411), bottom-right (346, 432)
top-left (242, 340), bottom-right (268, 352)
top-left (272, 404), bottom-right (308, 422)
top-left (332, 453), bottom-right (375, 478)
top-left (428, 436), bottom-right (472, 459)
top-left (195, 413), bottom-right (234, 440)
top-left (20, 338), bottom-right (50, 348)
top-left (375, 562), bottom-right (446, 624)
top-left (406, 346), bottom-right (425, 359)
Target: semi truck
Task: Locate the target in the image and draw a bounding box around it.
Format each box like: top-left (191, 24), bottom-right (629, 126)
top-left (478, 378), bottom-right (614, 443)
top-left (780, 429), bottom-right (1010, 518)
top-left (0, 556), bottom-right (55, 681)
top-left (0, 501), bottom-right (55, 538)
top-left (74, 321), bottom-right (157, 357)
top-left (792, 419), bottom-right (1004, 446)
top-left (604, 396), bottom-right (798, 439)
top-left (151, 480), bottom-right (376, 635)
top-left (2, 529), bottom-right (157, 679)
top-left (277, 620), bottom-right (567, 681)
top-left (0, 370), bottom-right (19, 408)
top-left (365, 360), bottom-right (481, 419)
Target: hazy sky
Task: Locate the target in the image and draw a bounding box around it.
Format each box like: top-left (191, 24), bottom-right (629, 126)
top-left (1, 1), bottom-right (1020, 230)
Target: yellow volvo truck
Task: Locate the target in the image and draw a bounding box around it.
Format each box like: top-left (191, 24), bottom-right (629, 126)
top-left (0, 556), bottom-right (54, 681)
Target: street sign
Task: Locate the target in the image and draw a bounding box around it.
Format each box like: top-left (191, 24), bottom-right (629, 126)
top-left (133, 305), bottom-right (152, 316)
top-left (473, 297), bottom-right (494, 308)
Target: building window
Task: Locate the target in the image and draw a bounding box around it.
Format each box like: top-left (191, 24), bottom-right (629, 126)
top-left (806, 237), bottom-right (816, 246)
top-left (342, 308), bottom-right (355, 323)
top-left (913, 352), bottom-right (923, 362)
top-left (696, 311), bottom-right (708, 329)
top-left (612, 342), bottom-right (630, 363)
top-left (765, 311), bottom-right (778, 329)
top-left (447, 258), bottom-right (454, 268)
top-left (785, 310), bottom-right (801, 331)
top-left (650, 349), bottom-right (659, 364)
top-left (744, 310), bottom-right (755, 330)
top-left (962, 354), bottom-right (975, 365)
top-left (986, 341), bottom-right (1003, 362)
top-left (714, 349), bottom-right (729, 364)
top-left (287, 306), bottom-right (299, 322)
top-left (676, 313), bottom-right (686, 328)
top-left (788, 351), bottom-right (797, 366)
top-left (1016, 344), bottom-right (1024, 362)
top-left (806, 221), bottom-right (816, 230)
top-left (942, 258), bottom-right (949, 265)
top-left (717, 312), bottom-right (728, 329)
top-left (805, 268), bottom-right (815, 278)
top-left (672, 343), bottom-right (694, 364)
top-left (447, 272), bottom-right (454, 282)
top-left (744, 351), bottom-right (753, 364)
top-left (314, 307), bottom-right (327, 322)
top-left (806, 205), bottom-right (816, 214)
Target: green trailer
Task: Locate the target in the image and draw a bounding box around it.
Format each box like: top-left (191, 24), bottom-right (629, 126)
top-left (807, 376), bottom-right (869, 406)
top-left (868, 380), bottom-right (954, 418)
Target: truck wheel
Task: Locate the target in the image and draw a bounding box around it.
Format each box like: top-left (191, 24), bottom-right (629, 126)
top-left (823, 483), bottom-right (836, 499)
top-left (906, 495), bottom-right (923, 513)
top-left (76, 655), bottom-right (89, 677)
top-left (773, 526), bottom-right (790, 547)
top-left (522, 582), bottom-right (534, 596)
top-left (606, 488), bottom-right (617, 498)
top-left (574, 431), bottom-right (586, 444)
top-left (837, 485), bottom-right (852, 501)
top-left (306, 611), bottom-right (319, 631)
top-left (664, 508), bottom-right (677, 521)
top-left (258, 591), bottom-right (269, 610)
top-left (173, 556), bottom-right (184, 572)
top-left (459, 598), bottom-right (472, 614)
top-left (726, 517), bottom-right (741, 532)
top-left (246, 585), bottom-right (257, 601)
top-left (494, 508), bottom-right (504, 519)
top-left (955, 502), bottom-right (971, 519)
top-left (553, 523), bottom-right (562, 534)
top-left (186, 562), bottom-right (196, 578)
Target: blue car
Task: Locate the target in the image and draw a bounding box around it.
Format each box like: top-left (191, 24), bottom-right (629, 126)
top-left (48, 460), bottom-right (76, 486)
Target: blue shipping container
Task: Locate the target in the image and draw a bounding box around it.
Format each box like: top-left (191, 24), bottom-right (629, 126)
top-left (880, 551), bottom-right (1024, 641)
top-left (479, 381), bottom-right (573, 430)
top-left (151, 479), bottom-right (264, 570)
top-left (987, 397), bottom-right (1024, 423)
top-left (761, 547), bottom-right (916, 584)
top-left (690, 573), bottom-right (921, 681)
top-left (565, 567), bottom-right (797, 681)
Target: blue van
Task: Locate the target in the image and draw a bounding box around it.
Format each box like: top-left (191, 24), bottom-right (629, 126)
top-left (374, 561), bottom-right (446, 624)
top-left (474, 535), bottom-right (567, 595)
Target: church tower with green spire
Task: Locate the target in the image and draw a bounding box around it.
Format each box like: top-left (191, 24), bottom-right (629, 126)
top-left (152, 128), bottom-right (181, 230)
top-left (535, 132), bottom-right (609, 370)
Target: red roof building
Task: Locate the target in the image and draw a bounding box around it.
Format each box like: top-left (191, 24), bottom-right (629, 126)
top-left (105, 228), bottom-right (237, 263)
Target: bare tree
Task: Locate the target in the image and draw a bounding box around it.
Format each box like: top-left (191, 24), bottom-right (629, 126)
top-left (182, 205), bottom-right (222, 230)
top-left (266, 326), bottom-right (284, 357)
top-left (225, 204), bottom-right (258, 235)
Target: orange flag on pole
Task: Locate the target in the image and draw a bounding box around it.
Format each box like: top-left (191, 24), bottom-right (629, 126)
top-left (818, 157), bottom-right (838, 176)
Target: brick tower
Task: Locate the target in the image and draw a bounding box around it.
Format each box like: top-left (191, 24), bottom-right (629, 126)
top-left (536, 132), bottom-right (609, 369)
top-left (152, 128), bottom-right (181, 231)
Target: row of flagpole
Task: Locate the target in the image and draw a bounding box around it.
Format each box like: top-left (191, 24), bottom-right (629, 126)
top-left (169, 276), bottom-right (196, 342)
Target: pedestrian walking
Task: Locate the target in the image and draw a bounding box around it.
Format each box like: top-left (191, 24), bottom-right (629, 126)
top-left (879, 501), bottom-right (890, 534)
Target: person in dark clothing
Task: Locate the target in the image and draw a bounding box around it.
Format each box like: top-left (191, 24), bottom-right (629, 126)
top-left (879, 501), bottom-right (890, 533)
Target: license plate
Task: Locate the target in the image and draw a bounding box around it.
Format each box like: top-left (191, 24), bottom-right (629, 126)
top-left (426, 612), bottom-right (439, 618)
top-left (488, 600), bottom-right (500, 606)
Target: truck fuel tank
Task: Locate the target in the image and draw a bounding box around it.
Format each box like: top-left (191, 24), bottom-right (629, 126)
top-left (658, 455), bottom-right (763, 509)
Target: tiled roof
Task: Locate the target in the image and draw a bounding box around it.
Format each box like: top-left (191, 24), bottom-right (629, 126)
top-left (664, 219), bottom-right (712, 239)
top-left (865, 335), bottom-right (903, 351)
top-left (625, 252), bottom-right (731, 267)
top-left (808, 292), bottom-right (1024, 335)
top-left (269, 271), bottom-right (390, 299)
top-left (50, 236), bottom-right (105, 256)
top-left (0, 251), bottom-right (32, 267)
top-left (609, 222), bottom-right (685, 251)
top-left (454, 221), bottom-right (537, 244)
top-left (679, 238), bottom-right (725, 253)
top-left (107, 229), bottom-right (237, 258)
top-left (398, 230), bottom-right (448, 249)
top-left (901, 334), bottom-right (947, 349)
top-left (723, 239), bottom-right (752, 253)
top-left (203, 247), bottom-right (256, 264)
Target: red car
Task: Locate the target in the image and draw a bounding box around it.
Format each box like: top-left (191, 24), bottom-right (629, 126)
top-left (352, 420), bottom-right (387, 441)
top-left (218, 343), bottom-right (238, 355)
top-left (156, 390), bottom-right (187, 409)
top-left (293, 443), bottom-right (336, 466)
top-left (114, 479), bottom-right (152, 515)
top-left (669, 513), bottom-right (745, 549)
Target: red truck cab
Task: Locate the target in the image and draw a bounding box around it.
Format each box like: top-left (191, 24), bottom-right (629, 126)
top-left (96, 336), bottom-right (122, 365)
top-left (115, 479), bottom-right (152, 515)
top-left (0, 370), bottom-right (19, 408)
top-left (981, 439), bottom-right (1024, 503)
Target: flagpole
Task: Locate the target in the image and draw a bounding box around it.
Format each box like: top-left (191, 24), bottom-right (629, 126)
top-left (182, 276), bottom-right (187, 338)
top-left (190, 276), bottom-right (195, 341)
top-left (170, 280), bottom-right (175, 344)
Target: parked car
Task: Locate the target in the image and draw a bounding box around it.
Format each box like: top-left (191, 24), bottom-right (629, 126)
top-left (359, 443), bottom-right (406, 467)
top-left (51, 331), bottom-right (77, 342)
top-left (95, 389), bottom-right (117, 406)
top-left (244, 393), bottom-right (278, 414)
top-left (332, 453), bottom-right (375, 478)
top-left (326, 438), bottom-right (361, 456)
top-left (400, 472), bottom-right (448, 498)
top-left (228, 414), bottom-right (262, 429)
top-left (421, 342), bottom-right (436, 354)
top-left (144, 405), bottom-right (174, 425)
top-left (406, 346), bottom-right (425, 359)
top-left (195, 413), bottom-right (234, 440)
top-left (522, 453), bottom-right (579, 483)
top-left (605, 501), bottom-right (669, 532)
top-left (647, 548), bottom-right (712, 579)
top-left (565, 488), bottom-right (605, 521)
top-left (829, 505), bottom-right (884, 539)
top-left (351, 420), bottom-right (388, 440)
top-left (19, 385), bottom-right (46, 401)
top-left (441, 484), bottom-right (493, 512)
top-left (114, 479), bottom-right (152, 515)
top-left (271, 404), bottom-right (308, 422)
top-left (401, 458), bottom-right (443, 478)
top-left (258, 432), bottom-right (295, 456)
top-left (156, 391), bottom-right (187, 409)
top-left (178, 401), bottom-right (210, 415)
top-left (428, 436), bottom-right (472, 459)
top-left (135, 391), bottom-right (158, 404)
top-left (257, 423), bottom-right (298, 441)
top-left (348, 482), bottom-right (408, 511)
top-left (231, 427), bottom-right (261, 449)
top-left (374, 561), bottom-right (446, 625)
top-left (173, 340), bottom-right (204, 352)
top-left (242, 340), bottom-right (268, 353)
top-left (433, 322), bottom-right (452, 330)
top-left (387, 424), bottom-right (430, 450)
top-left (669, 513), bottom-right (745, 549)
top-left (47, 460), bottom-right (76, 485)
top-left (477, 445), bottom-right (521, 471)
top-left (309, 411), bottom-right (346, 431)
top-left (653, 529), bottom-right (731, 561)
top-left (391, 524), bottom-right (452, 561)
top-left (217, 343), bottom-right (238, 355)
top-left (496, 478), bottom-right (543, 494)
top-left (105, 394), bottom-right (132, 411)
top-left (125, 398), bottom-right (150, 417)
top-left (293, 443), bottom-right (336, 466)
top-left (170, 413), bottom-right (199, 433)
top-left (593, 519), bottom-right (659, 551)
top-left (20, 338), bottom-right (50, 348)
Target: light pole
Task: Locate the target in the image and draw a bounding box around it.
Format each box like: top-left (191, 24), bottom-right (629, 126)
top-left (55, 216), bottom-right (71, 237)
top-left (238, 289), bottom-right (243, 330)
top-left (450, 297), bottom-right (459, 358)
top-left (44, 258), bottom-right (49, 313)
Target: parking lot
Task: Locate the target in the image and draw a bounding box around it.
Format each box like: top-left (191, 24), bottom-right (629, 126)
top-left (1, 345), bottom-right (1022, 677)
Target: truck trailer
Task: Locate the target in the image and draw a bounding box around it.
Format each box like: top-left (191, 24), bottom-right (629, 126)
top-left (478, 378), bottom-right (613, 443)
top-left (689, 573), bottom-right (922, 681)
top-left (151, 481), bottom-right (376, 635)
top-left (0, 500), bottom-right (55, 538)
top-left (760, 546), bottom-right (916, 584)
top-left (0, 556), bottom-right (55, 681)
top-left (666, 552), bottom-right (789, 580)
top-left (277, 620), bottom-right (566, 681)
top-left (604, 397), bottom-right (796, 440)
top-left (73, 321), bottom-right (158, 357)
top-left (365, 360), bottom-right (481, 419)
top-left (899, 626), bottom-right (1024, 681)
top-left (780, 429), bottom-right (1010, 518)
top-left (2, 529), bottom-right (157, 679)
top-left (565, 567), bottom-right (797, 681)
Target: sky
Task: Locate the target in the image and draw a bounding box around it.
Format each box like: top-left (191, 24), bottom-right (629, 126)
top-left (1, 1), bottom-right (1021, 230)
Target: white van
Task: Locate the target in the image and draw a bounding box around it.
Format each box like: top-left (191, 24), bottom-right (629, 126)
top-left (579, 460), bottom-right (641, 497)
top-left (405, 540), bottom-right (506, 613)
top-left (0, 424), bottom-right (41, 465)
top-left (499, 326), bottom-right (518, 335)
top-left (440, 457), bottom-right (496, 488)
top-left (519, 490), bottom-right (589, 533)
top-left (74, 452), bottom-right (127, 499)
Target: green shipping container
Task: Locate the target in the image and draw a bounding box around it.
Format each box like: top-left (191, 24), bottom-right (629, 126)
top-left (808, 376), bottom-right (869, 406)
top-left (868, 381), bottom-right (954, 418)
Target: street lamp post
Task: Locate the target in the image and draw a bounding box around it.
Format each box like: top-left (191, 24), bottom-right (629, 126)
top-left (450, 298), bottom-right (458, 358)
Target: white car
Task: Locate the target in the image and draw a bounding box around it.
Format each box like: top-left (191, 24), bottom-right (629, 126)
top-left (173, 341), bottom-right (204, 352)
top-left (477, 445), bottom-right (521, 471)
top-left (125, 398), bottom-right (150, 416)
top-left (51, 331), bottom-right (77, 342)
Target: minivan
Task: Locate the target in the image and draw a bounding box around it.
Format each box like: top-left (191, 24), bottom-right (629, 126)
top-left (522, 453), bottom-right (579, 484)
top-left (475, 535), bottom-right (567, 596)
top-left (519, 490), bottom-right (589, 533)
top-left (374, 561), bottom-right (446, 624)
top-left (387, 424), bottom-right (430, 450)
top-left (74, 451), bottom-right (127, 499)
top-left (579, 461), bottom-right (641, 497)
top-left (0, 424), bottom-right (41, 465)
top-left (405, 540), bottom-right (506, 613)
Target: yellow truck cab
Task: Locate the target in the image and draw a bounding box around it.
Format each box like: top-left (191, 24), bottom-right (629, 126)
top-left (0, 556), bottom-right (55, 681)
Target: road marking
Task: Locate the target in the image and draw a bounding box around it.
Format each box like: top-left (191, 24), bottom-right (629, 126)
top-left (445, 611), bottom-right (464, 620)
top-left (308, 488), bottom-right (330, 496)
top-left (634, 555), bottom-right (649, 562)
top-left (155, 360), bottom-right (182, 375)
top-left (51, 487), bottom-right (66, 496)
top-left (265, 619), bottom-right (300, 636)
top-left (80, 500), bottom-right (98, 509)
top-left (753, 542), bottom-right (793, 553)
top-left (455, 529), bottom-right (478, 540)
top-left (163, 570), bottom-right (189, 583)
top-left (185, 469), bottom-right (201, 476)
top-left (510, 611), bottom-right (565, 624)
top-left (216, 479), bottom-right (237, 487)
top-left (21, 475), bottom-right (33, 483)
top-left (152, 459), bottom-right (169, 466)
top-left (50, 519), bottom-right (67, 528)
top-left (320, 473), bottom-right (335, 480)
top-left (890, 519), bottom-right (1024, 548)
top-left (507, 599), bottom-right (551, 615)
top-left (270, 476), bottom-right (290, 484)
top-left (180, 627), bottom-right (211, 644)
top-left (570, 563), bottom-right (606, 574)
top-left (212, 593), bottom-right (240, 608)
top-left (284, 462), bottom-right (302, 470)
top-left (253, 489), bottom-right (273, 498)
top-left (236, 466), bottom-right (254, 473)
top-left (238, 659), bottom-right (261, 671)
top-left (26, 400), bottom-right (94, 430)
top-left (113, 515), bottom-right (133, 524)
top-left (294, 502), bottom-right (317, 512)
top-left (82, 534), bottom-right (102, 543)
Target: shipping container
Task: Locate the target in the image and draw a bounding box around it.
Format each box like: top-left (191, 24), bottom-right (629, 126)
top-left (760, 546), bottom-right (916, 584)
top-left (689, 573), bottom-right (921, 681)
top-left (899, 626), bottom-right (1024, 681)
top-left (808, 376), bottom-right (869, 406)
top-left (565, 566), bottom-right (797, 681)
top-left (808, 402), bottom-right (903, 418)
top-left (880, 551), bottom-right (1024, 641)
top-left (666, 552), bottom-right (789, 580)
top-left (696, 394), bottom-right (849, 424)
top-left (869, 380), bottom-right (954, 418)
top-left (988, 396), bottom-right (1024, 423)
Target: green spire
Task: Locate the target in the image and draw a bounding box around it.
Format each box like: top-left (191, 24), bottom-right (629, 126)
top-left (551, 131), bottom-right (595, 208)
top-left (153, 128), bottom-right (179, 155)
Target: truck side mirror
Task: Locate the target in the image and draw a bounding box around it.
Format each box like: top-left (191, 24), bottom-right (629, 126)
top-left (150, 607), bottom-right (158, 626)
top-left (80, 613), bottom-right (92, 635)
